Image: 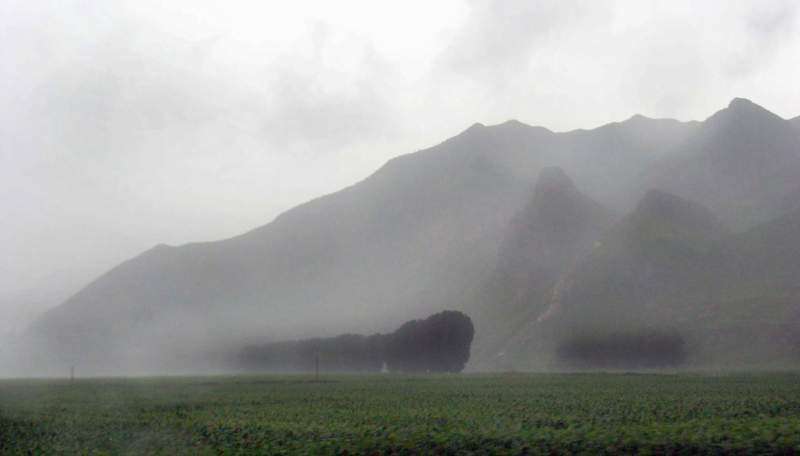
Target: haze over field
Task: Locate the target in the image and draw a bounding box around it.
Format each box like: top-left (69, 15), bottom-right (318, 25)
top-left (3, 1), bottom-right (800, 376)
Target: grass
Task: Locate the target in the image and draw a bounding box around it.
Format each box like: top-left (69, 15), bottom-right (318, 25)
top-left (2, 372), bottom-right (800, 454)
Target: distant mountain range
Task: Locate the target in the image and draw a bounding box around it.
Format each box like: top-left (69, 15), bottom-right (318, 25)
top-left (26, 98), bottom-right (800, 373)
top-left (637, 98), bottom-right (800, 229)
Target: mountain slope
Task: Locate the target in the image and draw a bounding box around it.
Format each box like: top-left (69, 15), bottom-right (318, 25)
top-left (506, 194), bottom-right (800, 369)
top-left (29, 98), bottom-right (799, 374)
top-left (555, 115), bottom-right (700, 207)
top-left (545, 190), bottom-right (728, 332)
top-left (28, 116), bottom-right (693, 373)
top-left (781, 186), bottom-right (800, 213)
top-left (31, 125), bottom-right (535, 372)
top-left (638, 98), bottom-right (800, 230)
top-left (470, 167), bottom-right (616, 368)
top-left (498, 191), bottom-right (727, 369)
top-left (656, 207), bottom-right (800, 365)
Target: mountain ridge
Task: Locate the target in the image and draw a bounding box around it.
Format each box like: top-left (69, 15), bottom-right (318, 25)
top-left (635, 98), bottom-right (800, 229)
top-left (470, 167), bottom-right (615, 369)
top-left (24, 98), bottom-right (800, 373)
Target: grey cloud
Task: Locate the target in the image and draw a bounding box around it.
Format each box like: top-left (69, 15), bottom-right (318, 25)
top-left (746, 1), bottom-right (797, 40)
top-left (440, 0), bottom-right (607, 82)
top-left (724, 1), bottom-right (799, 78)
top-left (256, 28), bottom-right (397, 149)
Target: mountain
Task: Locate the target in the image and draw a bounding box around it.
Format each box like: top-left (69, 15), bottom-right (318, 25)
top-left (30, 125), bottom-right (535, 372)
top-left (498, 190), bottom-right (727, 369)
top-left (544, 190), bottom-right (728, 332)
top-left (27, 115), bottom-right (693, 374)
top-left (470, 167), bottom-right (616, 368)
top-left (781, 186), bottom-right (800, 213)
top-left (506, 193), bottom-right (800, 369)
top-left (637, 98), bottom-right (800, 230)
top-left (554, 115), bottom-right (700, 207)
top-left (24, 98), bottom-right (800, 373)
top-left (656, 207), bottom-right (800, 365)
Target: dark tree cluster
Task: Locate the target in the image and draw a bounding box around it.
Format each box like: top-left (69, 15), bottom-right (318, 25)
top-left (238, 311), bottom-right (474, 373)
top-left (384, 311), bottom-right (475, 373)
top-left (556, 330), bottom-right (687, 368)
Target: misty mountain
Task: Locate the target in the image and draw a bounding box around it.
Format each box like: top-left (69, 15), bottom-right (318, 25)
top-left (495, 190), bottom-right (727, 369)
top-left (637, 98), bottom-right (800, 230)
top-left (553, 115), bottom-right (700, 207)
top-left (541, 190), bottom-right (728, 335)
top-left (23, 98), bottom-right (800, 373)
top-left (29, 127), bottom-right (531, 371)
top-left (28, 114), bottom-right (694, 373)
top-left (506, 192), bottom-right (800, 369)
top-left (781, 186), bottom-right (800, 213)
top-left (470, 167), bottom-right (615, 367)
top-left (657, 206), bottom-right (800, 365)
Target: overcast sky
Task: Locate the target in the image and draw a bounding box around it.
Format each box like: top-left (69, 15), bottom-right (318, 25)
top-left (2, 0), bottom-right (800, 331)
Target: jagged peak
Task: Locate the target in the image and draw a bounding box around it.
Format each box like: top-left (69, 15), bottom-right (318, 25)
top-left (447, 121), bottom-right (489, 142)
top-left (692, 97), bottom-right (791, 143)
top-left (617, 189), bottom-right (729, 248)
top-left (728, 97), bottom-right (757, 109)
top-left (141, 243), bottom-right (175, 257)
top-left (726, 97), bottom-right (781, 118)
top-left (637, 189), bottom-right (692, 212)
top-left (499, 119), bottom-right (526, 127)
top-left (633, 190), bottom-right (725, 231)
top-left (708, 97), bottom-right (782, 122)
top-left (563, 113), bottom-right (688, 135)
top-left (534, 167), bottom-right (576, 195)
top-left (625, 114), bottom-right (651, 123)
top-left (488, 119), bottom-right (553, 135)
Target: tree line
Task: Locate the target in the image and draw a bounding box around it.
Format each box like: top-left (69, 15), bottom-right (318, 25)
top-left (238, 310), bottom-right (474, 373)
top-left (556, 329), bottom-right (687, 368)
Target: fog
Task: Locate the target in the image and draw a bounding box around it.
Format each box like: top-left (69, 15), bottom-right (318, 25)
top-left (2, 1), bottom-right (800, 376)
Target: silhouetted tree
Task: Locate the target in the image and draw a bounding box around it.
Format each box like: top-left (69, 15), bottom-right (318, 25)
top-left (385, 311), bottom-right (474, 373)
top-left (556, 329), bottom-right (687, 368)
top-left (237, 310), bottom-right (474, 373)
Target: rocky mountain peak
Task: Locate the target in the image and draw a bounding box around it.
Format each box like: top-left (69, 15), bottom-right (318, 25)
top-left (533, 167), bottom-right (576, 195)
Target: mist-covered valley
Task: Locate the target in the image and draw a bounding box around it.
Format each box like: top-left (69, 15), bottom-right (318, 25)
top-left (3, 97), bottom-right (799, 377)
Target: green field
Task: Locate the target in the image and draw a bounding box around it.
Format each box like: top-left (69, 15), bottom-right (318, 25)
top-left (2, 373), bottom-right (800, 455)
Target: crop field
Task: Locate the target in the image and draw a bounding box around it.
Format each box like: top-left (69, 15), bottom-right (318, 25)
top-left (2, 373), bottom-right (800, 454)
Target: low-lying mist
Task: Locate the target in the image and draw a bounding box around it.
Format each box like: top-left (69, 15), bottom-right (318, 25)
top-left (3, 97), bottom-right (800, 378)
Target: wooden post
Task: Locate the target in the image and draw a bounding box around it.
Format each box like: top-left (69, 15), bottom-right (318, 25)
top-left (315, 352), bottom-right (319, 381)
